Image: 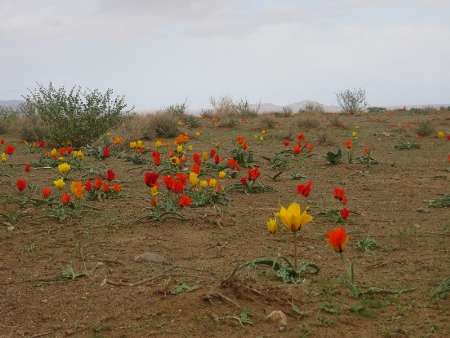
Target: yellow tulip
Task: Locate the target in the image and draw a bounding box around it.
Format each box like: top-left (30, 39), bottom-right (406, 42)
top-left (129, 141), bottom-right (137, 149)
top-left (72, 150), bottom-right (84, 160)
top-left (188, 144), bottom-right (193, 151)
top-left (58, 162), bottom-right (71, 174)
top-left (352, 131), bottom-right (358, 139)
top-left (437, 131), bottom-right (446, 139)
top-left (177, 144), bottom-right (184, 153)
top-left (50, 148), bottom-right (58, 158)
top-left (208, 178), bottom-right (217, 187)
top-left (267, 217), bottom-right (277, 234)
top-left (218, 170), bottom-right (226, 179)
top-left (277, 202), bottom-right (313, 232)
top-left (137, 140), bottom-right (144, 148)
top-left (53, 178), bottom-right (65, 190)
top-left (202, 151), bottom-right (209, 161)
top-left (200, 180), bottom-right (208, 188)
top-left (189, 172), bottom-right (199, 186)
top-left (1, 152), bottom-right (8, 162)
top-left (150, 185), bottom-right (159, 197)
top-left (155, 139), bottom-right (163, 148)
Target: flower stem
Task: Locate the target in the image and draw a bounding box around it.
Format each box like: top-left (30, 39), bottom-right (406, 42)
top-left (293, 232), bottom-right (298, 271)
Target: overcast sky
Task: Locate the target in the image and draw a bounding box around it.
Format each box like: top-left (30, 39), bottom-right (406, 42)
top-left (1, 0), bottom-right (449, 110)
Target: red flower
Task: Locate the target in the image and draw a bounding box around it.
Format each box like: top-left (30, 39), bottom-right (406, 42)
top-left (37, 140), bottom-right (47, 148)
top-left (152, 151), bottom-right (161, 166)
top-left (193, 153), bottom-right (201, 166)
top-left (163, 175), bottom-right (174, 189)
top-left (106, 169), bottom-right (116, 181)
top-left (248, 167), bottom-right (260, 181)
top-left (344, 139), bottom-right (353, 150)
top-left (0, 138), bottom-right (4, 145)
top-left (447, 135), bottom-right (450, 141)
top-left (292, 144), bottom-right (301, 154)
top-left (60, 193), bottom-right (71, 204)
top-left (282, 139), bottom-right (290, 147)
top-left (240, 177), bottom-right (248, 186)
top-left (214, 154), bottom-right (221, 165)
top-left (16, 178), bottom-right (27, 192)
top-left (94, 177), bottom-right (103, 190)
top-left (327, 227), bottom-right (348, 253)
top-left (102, 146), bottom-right (110, 158)
top-left (112, 183), bottom-right (121, 193)
top-left (178, 194), bottom-right (192, 207)
top-left (144, 172), bottom-right (159, 187)
top-left (175, 173), bottom-right (187, 185)
top-left (210, 149), bottom-right (217, 158)
top-left (305, 143), bottom-right (314, 152)
top-left (297, 180), bottom-right (313, 197)
top-left (5, 144), bottom-right (15, 155)
top-left (85, 180), bottom-right (92, 192)
top-left (41, 187), bottom-right (52, 199)
top-left (334, 187), bottom-right (347, 204)
top-left (24, 164), bottom-right (32, 173)
top-left (102, 183), bottom-right (110, 193)
top-left (340, 207), bottom-right (350, 220)
top-left (297, 133), bottom-right (305, 143)
top-left (191, 163), bottom-right (201, 174)
top-left (227, 158), bottom-right (240, 171)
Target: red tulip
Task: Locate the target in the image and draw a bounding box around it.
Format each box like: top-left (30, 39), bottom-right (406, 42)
top-left (102, 146), bottom-right (110, 158)
top-left (191, 163), bottom-right (201, 174)
top-left (282, 139), bottom-right (290, 147)
top-left (106, 169), bottom-right (116, 181)
top-left (227, 158), bottom-right (240, 171)
top-left (214, 154), bottom-right (221, 164)
top-left (210, 149), bottom-right (217, 158)
top-left (102, 183), bottom-right (110, 193)
top-left (41, 187), bottom-right (52, 199)
top-left (85, 180), bottom-right (92, 192)
top-left (345, 139), bottom-right (353, 150)
top-left (16, 178), bottom-right (27, 192)
top-left (144, 172), bottom-right (159, 187)
top-left (292, 144), bottom-right (301, 154)
top-left (5, 144), bottom-right (15, 155)
top-left (112, 183), bottom-right (121, 193)
top-left (94, 177), bottom-right (103, 190)
top-left (327, 227), bottom-right (348, 253)
top-left (24, 164), bottom-right (32, 173)
top-left (297, 133), bottom-right (305, 143)
top-left (193, 153), bottom-right (201, 166)
top-left (152, 151), bottom-right (161, 166)
top-left (178, 194), bottom-right (192, 207)
top-left (340, 207), bottom-right (350, 220)
top-left (297, 180), bottom-right (313, 197)
top-left (305, 143), bottom-right (314, 152)
top-left (0, 138), bottom-right (4, 145)
top-left (248, 167), bottom-right (260, 181)
top-left (60, 193), bottom-right (71, 204)
top-left (334, 187), bottom-right (347, 204)
top-left (240, 177), bottom-right (248, 186)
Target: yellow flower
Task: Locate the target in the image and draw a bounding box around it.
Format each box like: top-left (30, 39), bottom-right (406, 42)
top-left (218, 170), bottom-right (226, 179)
top-left (176, 144), bottom-right (184, 153)
top-left (129, 141), bottom-right (137, 149)
top-left (72, 150), bottom-right (84, 160)
top-left (189, 172), bottom-right (199, 186)
top-left (137, 140), bottom-right (144, 148)
top-left (1, 152), bottom-right (8, 162)
top-left (70, 181), bottom-right (85, 199)
top-left (50, 148), bottom-right (58, 158)
top-left (352, 131), bottom-right (358, 139)
top-left (208, 178), bottom-right (217, 187)
top-left (200, 180), bottom-right (208, 188)
top-left (150, 185), bottom-right (159, 197)
top-left (188, 144), bottom-right (193, 151)
top-left (155, 139), bottom-right (163, 148)
top-left (437, 131), bottom-right (446, 139)
top-left (58, 162), bottom-right (71, 174)
top-left (202, 151), bottom-right (209, 161)
top-left (53, 178), bottom-right (65, 190)
top-left (267, 217), bottom-right (277, 234)
top-left (277, 202), bottom-right (313, 232)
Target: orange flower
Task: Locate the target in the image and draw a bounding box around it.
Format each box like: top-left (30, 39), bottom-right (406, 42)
top-left (175, 133), bottom-right (190, 145)
top-left (112, 183), bottom-right (122, 193)
top-left (70, 181), bottom-right (85, 199)
top-left (327, 227), bottom-right (348, 253)
top-left (236, 136), bottom-right (248, 150)
top-left (344, 139), bottom-right (353, 150)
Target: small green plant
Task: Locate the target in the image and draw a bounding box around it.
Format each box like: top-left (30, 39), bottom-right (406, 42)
top-left (394, 140), bottom-right (420, 150)
top-left (60, 263), bottom-right (87, 280)
top-left (326, 149), bottom-right (342, 165)
top-left (432, 277), bottom-right (450, 300)
top-left (427, 194), bottom-right (450, 208)
top-left (356, 237), bottom-right (378, 252)
top-left (415, 121), bottom-right (435, 136)
top-left (182, 114), bottom-right (201, 129)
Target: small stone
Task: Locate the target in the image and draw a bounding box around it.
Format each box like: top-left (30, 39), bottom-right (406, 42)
top-left (134, 252), bottom-right (169, 264)
top-left (416, 208), bottom-right (430, 213)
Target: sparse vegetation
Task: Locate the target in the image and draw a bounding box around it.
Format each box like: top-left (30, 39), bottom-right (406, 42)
top-left (415, 121), bottom-right (435, 137)
top-left (336, 88), bottom-right (367, 114)
top-left (297, 117), bottom-right (321, 130)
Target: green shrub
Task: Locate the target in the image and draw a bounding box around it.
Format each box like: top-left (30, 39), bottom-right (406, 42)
top-left (367, 106), bottom-right (386, 113)
top-left (144, 112), bottom-right (180, 139)
top-left (182, 114), bottom-right (202, 129)
top-left (415, 121), bottom-right (435, 137)
top-left (166, 103), bottom-right (187, 116)
top-left (218, 116), bottom-right (238, 128)
top-left (24, 83), bottom-right (130, 147)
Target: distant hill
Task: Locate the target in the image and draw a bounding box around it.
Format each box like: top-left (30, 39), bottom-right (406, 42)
top-left (251, 100), bottom-right (339, 113)
top-left (0, 100), bottom-right (23, 108)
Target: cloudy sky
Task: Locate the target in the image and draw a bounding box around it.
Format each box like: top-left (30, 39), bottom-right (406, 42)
top-left (1, 0), bottom-right (449, 110)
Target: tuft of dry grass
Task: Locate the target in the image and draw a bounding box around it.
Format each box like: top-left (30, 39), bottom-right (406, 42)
top-left (328, 115), bottom-right (348, 129)
top-left (296, 117), bottom-right (321, 130)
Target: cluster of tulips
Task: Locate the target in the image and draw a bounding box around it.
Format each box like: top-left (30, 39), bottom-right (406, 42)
top-left (282, 132), bottom-right (314, 155)
top-left (0, 140), bottom-right (16, 162)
